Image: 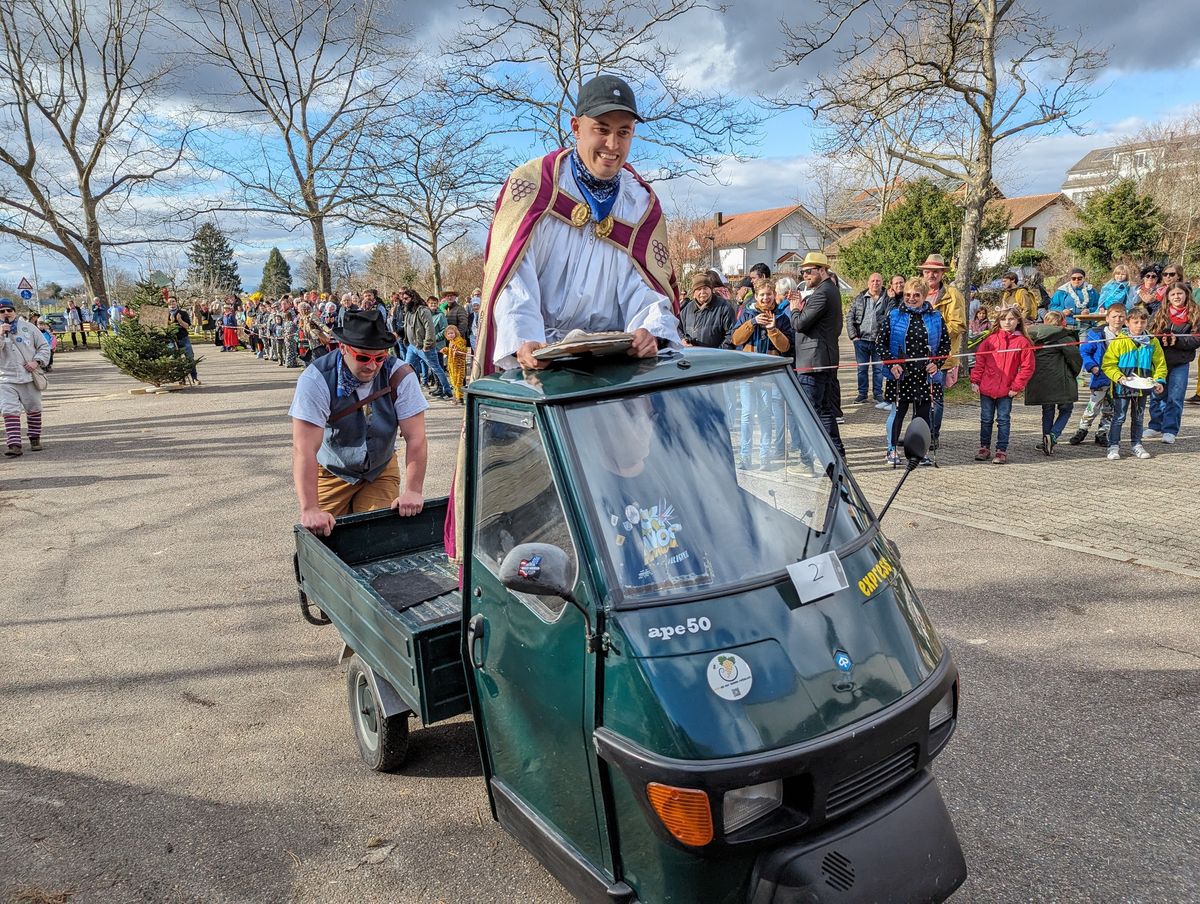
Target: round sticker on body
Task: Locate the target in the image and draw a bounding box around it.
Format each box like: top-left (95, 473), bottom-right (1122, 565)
top-left (707, 653), bottom-right (753, 701)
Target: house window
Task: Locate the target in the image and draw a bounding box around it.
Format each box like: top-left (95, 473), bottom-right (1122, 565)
top-left (1020, 227), bottom-right (1036, 248)
top-left (779, 233), bottom-right (802, 251)
top-left (755, 235), bottom-right (767, 250)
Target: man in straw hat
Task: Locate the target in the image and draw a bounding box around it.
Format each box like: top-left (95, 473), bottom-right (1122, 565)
top-left (793, 251), bottom-right (846, 455)
top-left (917, 253), bottom-right (967, 449)
top-left (289, 308), bottom-right (428, 536)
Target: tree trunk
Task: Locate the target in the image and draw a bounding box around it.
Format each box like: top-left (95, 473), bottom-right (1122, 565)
top-left (954, 165), bottom-right (991, 360)
top-left (429, 233), bottom-right (443, 297)
top-left (81, 243), bottom-right (109, 309)
top-left (310, 218), bottom-right (332, 294)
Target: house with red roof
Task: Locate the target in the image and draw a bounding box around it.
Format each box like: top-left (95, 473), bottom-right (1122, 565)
top-left (978, 193), bottom-right (1079, 268)
top-left (700, 204), bottom-right (829, 277)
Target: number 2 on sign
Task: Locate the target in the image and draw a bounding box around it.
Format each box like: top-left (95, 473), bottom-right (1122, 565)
top-left (787, 551), bottom-right (849, 604)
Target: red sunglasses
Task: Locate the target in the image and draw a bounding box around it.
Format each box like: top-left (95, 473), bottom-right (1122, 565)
top-left (348, 350), bottom-right (388, 363)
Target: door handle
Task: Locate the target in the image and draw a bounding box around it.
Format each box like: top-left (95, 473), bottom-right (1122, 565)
top-left (467, 614), bottom-right (486, 670)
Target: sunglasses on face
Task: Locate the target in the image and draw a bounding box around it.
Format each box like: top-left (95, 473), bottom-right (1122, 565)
top-left (1164, 271), bottom-right (1178, 277)
top-left (1071, 276), bottom-right (1084, 281)
top-left (1145, 274), bottom-right (1159, 280)
top-left (349, 350), bottom-right (388, 363)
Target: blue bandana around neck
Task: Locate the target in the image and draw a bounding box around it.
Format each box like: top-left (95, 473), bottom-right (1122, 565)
top-left (569, 147), bottom-right (621, 223)
top-left (336, 352), bottom-right (367, 398)
top-left (1129, 332), bottom-right (1151, 347)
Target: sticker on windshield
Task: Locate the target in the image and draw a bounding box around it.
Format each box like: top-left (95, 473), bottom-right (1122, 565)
top-left (786, 551), bottom-right (849, 604)
top-left (707, 653), bottom-right (753, 701)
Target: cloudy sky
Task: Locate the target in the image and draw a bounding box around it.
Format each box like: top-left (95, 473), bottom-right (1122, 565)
top-left (2, 0), bottom-right (1199, 293)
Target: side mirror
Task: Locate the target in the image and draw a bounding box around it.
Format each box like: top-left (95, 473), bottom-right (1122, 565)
top-left (902, 418), bottom-right (931, 462)
top-left (499, 543), bottom-right (575, 601)
top-left (877, 419), bottom-right (932, 523)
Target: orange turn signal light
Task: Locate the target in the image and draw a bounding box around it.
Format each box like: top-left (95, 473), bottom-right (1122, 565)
top-left (646, 782), bottom-right (713, 847)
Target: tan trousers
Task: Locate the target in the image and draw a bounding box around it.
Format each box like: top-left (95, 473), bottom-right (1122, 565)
top-left (316, 453), bottom-right (400, 517)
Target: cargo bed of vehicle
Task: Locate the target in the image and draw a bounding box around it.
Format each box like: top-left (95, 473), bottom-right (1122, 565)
top-left (292, 499), bottom-right (469, 725)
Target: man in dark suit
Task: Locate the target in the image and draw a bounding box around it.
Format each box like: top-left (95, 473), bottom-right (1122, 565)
top-left (790, 252), bottom-right (845, 455)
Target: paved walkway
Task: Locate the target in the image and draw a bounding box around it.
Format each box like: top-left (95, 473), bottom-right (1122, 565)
top-left (831, 342), bottom-right (1200, 578)
top-left (2, 346), bottom-right (1197, 904)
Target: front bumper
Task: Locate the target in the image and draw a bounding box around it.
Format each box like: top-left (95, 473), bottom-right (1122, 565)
top-left (748, 770), bottom-right (966, 904)
top-left (594, 654), bottom-right (958, 852)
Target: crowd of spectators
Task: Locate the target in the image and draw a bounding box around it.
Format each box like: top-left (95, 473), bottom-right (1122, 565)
top-left (678, 258), bottom-right (1200, 466)
top-left (178, 287), bottom-right (484, 404)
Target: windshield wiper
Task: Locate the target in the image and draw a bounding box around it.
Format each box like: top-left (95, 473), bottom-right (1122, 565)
top-left (818, 459), bottom-right (849, 554)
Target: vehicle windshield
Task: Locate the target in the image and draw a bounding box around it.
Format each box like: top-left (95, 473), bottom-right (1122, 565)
top-left (562, 370), bottom-right (874, 605)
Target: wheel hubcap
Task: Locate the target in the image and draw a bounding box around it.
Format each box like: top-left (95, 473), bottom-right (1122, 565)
top-left (355, 674), bottom-right (380, 753)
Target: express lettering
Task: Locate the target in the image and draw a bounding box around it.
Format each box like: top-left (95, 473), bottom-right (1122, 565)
top-left (648, 616), bottom-right (712, 640)
top-left (857, 557), bottom-right (894, 597)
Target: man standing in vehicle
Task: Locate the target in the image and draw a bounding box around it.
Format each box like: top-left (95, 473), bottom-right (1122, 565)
top-left (475, 73), bottom-right (681, 374)
top-left (290, 309), bottom-right (429, 536)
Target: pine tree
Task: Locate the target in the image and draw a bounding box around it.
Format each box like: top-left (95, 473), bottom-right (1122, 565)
top-left (100, 280), bottom-right (197, 386)
top-left (187, 223), bottom-right (242, 295)
top-left (1063, 179), bottom-right (1164, 274)
top-left (259, 247), bottom-right (292, 299)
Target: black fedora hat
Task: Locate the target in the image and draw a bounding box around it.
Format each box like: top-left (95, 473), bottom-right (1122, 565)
top-left (333, 308), bottom-right (394, 350)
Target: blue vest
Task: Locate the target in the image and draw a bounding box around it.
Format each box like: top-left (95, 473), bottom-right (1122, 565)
top-left (888, 306), bottom-right (944, 382)
top-left (313, 351), bottom-right (401, 485)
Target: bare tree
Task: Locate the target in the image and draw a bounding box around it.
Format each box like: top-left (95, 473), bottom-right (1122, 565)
top-left (811, 107), bottom-right (924, 225)
top-left (0, 0), bottom-right (194, 305)
top-left (364, 238), bottom-right (420, 293)
top-left (446, 0), bottom-right (766, 180)
top-left (353, 91), bottom-right (508, 296)
top-left (775, 0), bottom-right (1106, 299)
top-left (1132, 108), bottom-right (1200, 266)
top-left (177, 0), bottom-right (411, 293)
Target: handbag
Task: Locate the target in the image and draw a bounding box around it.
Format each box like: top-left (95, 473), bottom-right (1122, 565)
top-left (12, 333), bottom-right (49, 391)
top-left (942, 364), bottom-right (961, 390)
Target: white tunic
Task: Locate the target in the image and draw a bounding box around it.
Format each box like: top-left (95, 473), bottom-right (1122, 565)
top-left (490, 164), bottom-right (681, 371)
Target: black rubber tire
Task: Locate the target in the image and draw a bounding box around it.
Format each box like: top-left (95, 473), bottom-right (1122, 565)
top-left (346, 654), bottom-right (410, 772)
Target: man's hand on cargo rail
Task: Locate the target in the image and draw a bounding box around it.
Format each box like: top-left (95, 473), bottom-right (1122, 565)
top-left (628, 327), bottom-right (657, 358)
top-left (301, 507), bottom-right (336, 537)
top-left (391, 490), bottom-right (424, 517)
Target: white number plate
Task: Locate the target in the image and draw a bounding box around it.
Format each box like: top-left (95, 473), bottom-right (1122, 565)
top-left (786, 551), bottom-right (849, 604)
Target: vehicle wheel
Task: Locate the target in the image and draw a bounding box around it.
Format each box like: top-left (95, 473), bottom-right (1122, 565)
top-left (346, 654), bottom-right (409, 772)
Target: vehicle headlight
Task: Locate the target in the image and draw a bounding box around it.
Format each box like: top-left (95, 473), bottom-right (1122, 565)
top-left (929, 687), bottom-right (955, 730)
top-left (722, 779), bottom-right (782, 833)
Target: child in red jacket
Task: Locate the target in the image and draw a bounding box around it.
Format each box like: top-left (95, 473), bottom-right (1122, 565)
top-left (971, 306), bottom-right (1035, 464)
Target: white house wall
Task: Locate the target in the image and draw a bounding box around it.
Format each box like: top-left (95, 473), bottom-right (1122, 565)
top-left (719, 211), bottom-right (827, 276)
top-left (978, 203), bottom-right (1079, 269)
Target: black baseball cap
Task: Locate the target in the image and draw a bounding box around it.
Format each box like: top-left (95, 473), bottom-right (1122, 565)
top-left (576, 74), bottom-right (644, 122)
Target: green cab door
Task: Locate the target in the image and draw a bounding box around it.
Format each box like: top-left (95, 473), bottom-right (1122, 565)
top-left (464, 403), bottom-right (608, 882)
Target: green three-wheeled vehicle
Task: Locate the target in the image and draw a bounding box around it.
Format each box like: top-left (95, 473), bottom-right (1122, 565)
top-left (294, 348), bottom-right (966, 903)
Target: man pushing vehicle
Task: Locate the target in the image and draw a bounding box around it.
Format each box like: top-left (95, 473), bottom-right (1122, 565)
top-left (290, 308), bottom-right (428, 536)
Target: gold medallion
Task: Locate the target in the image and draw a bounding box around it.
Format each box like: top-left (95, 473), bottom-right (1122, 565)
top-left (570, 202), bottom-right (590, 228)
top-left (594, 215), bottom-right (614, 239)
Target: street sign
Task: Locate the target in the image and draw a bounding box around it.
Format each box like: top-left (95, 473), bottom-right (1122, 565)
top-left (18, 289), bottom-right (33, 300)
top-left (16, 277), bottom-right (33, 291)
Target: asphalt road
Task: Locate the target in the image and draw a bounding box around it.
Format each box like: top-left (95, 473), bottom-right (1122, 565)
top-left (2, 347), bottom-right (1197, 904)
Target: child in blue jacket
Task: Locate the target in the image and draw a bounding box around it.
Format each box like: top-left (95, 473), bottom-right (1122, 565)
top-left (1067, 303), bottom-right (1124, 446)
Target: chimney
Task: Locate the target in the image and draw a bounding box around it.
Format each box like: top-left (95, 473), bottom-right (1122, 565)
top-left (715, 211), bottom-right (723, 227)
